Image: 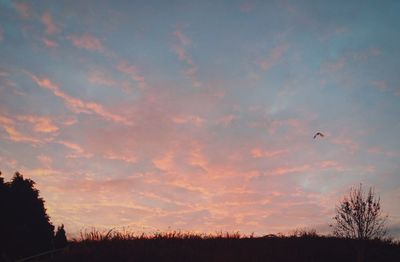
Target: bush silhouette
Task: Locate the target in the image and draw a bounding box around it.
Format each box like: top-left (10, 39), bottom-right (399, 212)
top-left (0, 171), bottom-right (63, 260)
top-left (55, 224), bottom-right (68, 248)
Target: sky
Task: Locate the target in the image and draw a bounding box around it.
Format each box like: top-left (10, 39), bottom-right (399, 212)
top-left (1, 0), bottom-right (400, 238)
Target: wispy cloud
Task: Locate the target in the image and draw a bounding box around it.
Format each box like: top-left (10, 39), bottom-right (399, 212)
top-left (0, 114), bottom-right (40, 143)
top-left (17, 115), bottom-right (59, 133)
top-left (116, 61), bottom-right (146, 88)
top-left (57, 140), bottom-right (93, 159)
top-left (41, 12), bottom-right (58, 35)
top-left (42, 37), bottom-right (58, 48)
top-left (67, 34), bottom-right (104, 52)
top-left (31, 74), bottom-right (131, 125)
top-left (256, 44), bottom-right (288, 71)
top-left (14, 2), bottom-right (30, 19)
top-left (88, 70), bottom-right (117, 87)
top-left (172, 30), bottom-right (202, 87)
top-left (251, 148), bottom-right (288, 158)
top-left (172, 115), bottom-right (205, 127)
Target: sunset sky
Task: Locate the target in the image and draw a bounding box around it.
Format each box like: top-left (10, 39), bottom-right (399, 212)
top-left (1, 0), bottom-right (400, 238)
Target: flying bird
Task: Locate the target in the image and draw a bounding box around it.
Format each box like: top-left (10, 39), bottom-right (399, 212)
top-left (313, 132), bottom-right (324, 139)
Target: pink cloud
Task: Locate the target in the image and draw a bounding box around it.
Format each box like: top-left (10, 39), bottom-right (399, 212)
top-left (116, 61), bottom-right (146, 87)
top-left (37, 155), bottom-right (53, 167)
top-left (103, 152), bottom-right (137, 163)
top-left (17, 115), bottom-right (59, 133)
top-left (257, 44), bottom-right (288, 71)
top-left (174, 46), bottom-right (193, 65)
top-left (269, 164), bottom-right (311, 176)
top-left (0, 114), bottom-right (40, 144)
top-left (240, 0), bottom-right (255, 12)
top-left (318, 160), bottom-right (345, 171)
top-left (0, 26), bottom-right (3, 42)
top-left (14, 2), bottom-right (30, 19)
top-left (57, 140), bottom-right (93, 159)
top-left (368, 147), bottom-right (400, 158)
top-left (172, 115), bottom-right (205, 127)
top-left (332, 137), bottom-right (359, 154)
top-left (67, 34), bottom-right (104, 52)
top-left (153, 151), bottom-right (175, 172)
top-left (88, 70), bottom-right (117, 87)
top-left (172, 30), bottom-right (202, 87)
top-left (186, 140), bottom-right (208, 171)
top-left (42, 38), bottom-right (58, 48)
top-left (370, 80), bottom-right (389, 92)
top-left (31, 75), bottom-right (131, 125)
top-left (174, 30), bottom-right (191, 46)
top-left (251, 148), bottom-right (288, 158)
top-left (41, 12), bottom-right (58, 35)
top-left (216, 114), bottom-right (237, 127)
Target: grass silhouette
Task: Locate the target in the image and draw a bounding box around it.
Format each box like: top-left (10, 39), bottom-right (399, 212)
top-left (39, 229), bottom-right (400, 262)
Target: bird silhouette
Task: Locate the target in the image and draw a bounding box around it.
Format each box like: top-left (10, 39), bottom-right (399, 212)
top-left (313, 132), bottom-right (324, 139)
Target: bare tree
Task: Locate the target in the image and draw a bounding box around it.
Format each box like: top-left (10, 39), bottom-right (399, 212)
top-left (331, 184), bottom-right (388, 240)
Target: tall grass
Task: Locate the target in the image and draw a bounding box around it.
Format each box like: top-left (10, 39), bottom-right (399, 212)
top-left (76, 228), bottom-right (255, 242)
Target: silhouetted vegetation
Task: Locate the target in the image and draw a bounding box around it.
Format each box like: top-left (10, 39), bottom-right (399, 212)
top-left (0, 171), bottom-right (67, 261)
top-left (54, 224), bottom-right (68, 249)
top-left (332, 184), bottom-right (388, 240)
top-left (43, 229), bottom-right (400, 262)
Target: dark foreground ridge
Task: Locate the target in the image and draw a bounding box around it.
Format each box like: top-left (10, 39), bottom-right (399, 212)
top-left (40, 233), bottom-right (400, 262)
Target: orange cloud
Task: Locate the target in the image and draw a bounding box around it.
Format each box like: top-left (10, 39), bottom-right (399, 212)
top-left (31, 75), bottom-right (131, 125)
top-left (57, 140), bottom-right (93, 158)
top-left (37, 155), bottom-right (53, 167)
top-left (251, 148), bottom-right (288, 158)
top-left (187, 141), bottom-right (208, 171)
top-left (17, 115), bottom-right (59, 133)
top-left (269, 164), bottom-right (311, 176)
top-left (0, 114), bottom-right (40, 143)
top-left (67, 34), bottom-right (104, 52)
top-left (103, 152), bottom-right (137, 163)
top-left (41, 12), bottom-right (58, 35)
top-left (172, 115), bottom-right (205, 127)
top-left (153, 151), bottom-right (175, 172)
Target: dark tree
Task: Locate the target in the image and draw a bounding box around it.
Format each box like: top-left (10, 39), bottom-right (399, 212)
top-left (0, 171), bottom-right (57, 259)
top-left (54, 224), bottom-right (68, 248)
top-left (331, 184), bottom-right (388, 240)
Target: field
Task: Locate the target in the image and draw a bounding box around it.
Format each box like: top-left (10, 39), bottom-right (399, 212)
top-left (34, 231), bottom-right (400, 262)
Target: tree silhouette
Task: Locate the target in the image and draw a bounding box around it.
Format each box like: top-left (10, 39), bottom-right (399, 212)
top-left (0, 171), bottom-right (60, 259)
top-left (54, 224), bottom-right (68, 248)
top-left (331, 184), bottom-right (388, 240)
